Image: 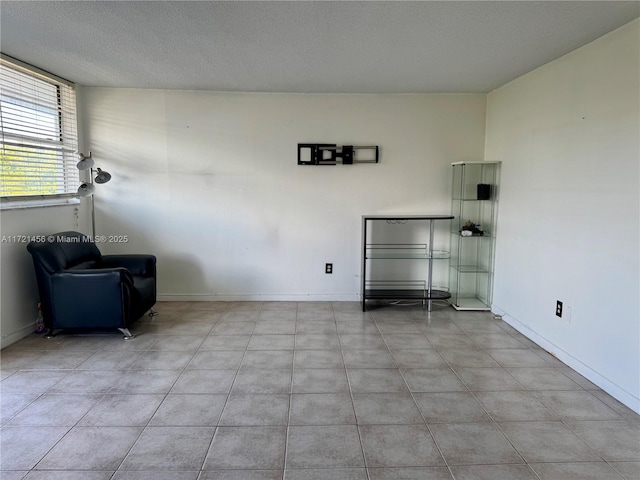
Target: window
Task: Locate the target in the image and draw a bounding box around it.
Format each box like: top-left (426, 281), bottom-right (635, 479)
top-left (0, 55), bottom-right (79, 206)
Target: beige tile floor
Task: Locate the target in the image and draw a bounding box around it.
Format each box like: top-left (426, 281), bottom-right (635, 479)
top-left (1, 301), bottom-right (638, 479)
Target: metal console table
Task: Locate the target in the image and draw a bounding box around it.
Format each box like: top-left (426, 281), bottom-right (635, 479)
top-left (361, 214), bottom-right (454, 312)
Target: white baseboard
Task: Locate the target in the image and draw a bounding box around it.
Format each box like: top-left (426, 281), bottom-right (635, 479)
top-left (1, 322), bottom-right (37, 349)
top-left (156, 293), bottom-right (361, 302)
top-left (494, 305), bottom-right (640, 415)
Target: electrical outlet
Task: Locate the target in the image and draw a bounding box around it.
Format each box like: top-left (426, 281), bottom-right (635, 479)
top-left (325, 263), bottom-right (333, 274)
top-left (556, 300), bottom-right (563, 318)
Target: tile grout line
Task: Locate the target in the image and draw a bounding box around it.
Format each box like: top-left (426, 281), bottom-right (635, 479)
top-left (386, 312), bottom-right (455, 476)
top-left (197, 301), bottom-right (262, 475)
top-left (115, 304), bottom-right (208, 475)
top-left (340, 302), bottom-right (372, 480)
top-left (281, 300), bottom-right (295, 478)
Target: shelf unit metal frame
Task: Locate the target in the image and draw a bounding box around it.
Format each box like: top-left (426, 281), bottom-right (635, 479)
top-left (361, 214), bottom-right (454, 312)
top-left (449, 161), bottom-right (501, 310)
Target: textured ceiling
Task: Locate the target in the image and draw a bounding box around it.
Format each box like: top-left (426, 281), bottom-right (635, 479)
top-left (1, 1), bottom-right (638, 93)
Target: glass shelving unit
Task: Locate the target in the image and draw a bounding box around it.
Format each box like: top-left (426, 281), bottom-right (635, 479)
top-left (449, 161), bottom-right (501, 310)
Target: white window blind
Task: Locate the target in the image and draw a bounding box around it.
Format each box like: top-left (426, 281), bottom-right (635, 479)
top-left (0, 57), bottom-right (79, 201)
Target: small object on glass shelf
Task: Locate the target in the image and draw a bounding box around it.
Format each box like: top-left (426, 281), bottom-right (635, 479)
top-left (477, 183), bottom-right (491, 200)
top-left (461, 220), bottom-right (484, 236)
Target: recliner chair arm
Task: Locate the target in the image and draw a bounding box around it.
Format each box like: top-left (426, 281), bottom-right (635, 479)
top-left (49, 268), bottom-right (135, 329)
top-left (100, 255), bottom-right (156, 277)
top-left (55, 267), bottom-right (134, 285)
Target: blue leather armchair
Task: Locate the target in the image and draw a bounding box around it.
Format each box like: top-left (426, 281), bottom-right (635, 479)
top-left (27, 231), bottom-right (156, 339)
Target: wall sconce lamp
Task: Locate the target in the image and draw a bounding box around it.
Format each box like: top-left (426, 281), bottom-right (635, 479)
top-left (76, 152), bottom-right (112, 238)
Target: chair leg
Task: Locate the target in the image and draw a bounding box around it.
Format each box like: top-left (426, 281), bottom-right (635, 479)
top-left (148, 309), bottom-right (158, 317)
top-left (118, 328), bottom-right (135, 340)
top-left (43, 329), bottom-right (56, 339)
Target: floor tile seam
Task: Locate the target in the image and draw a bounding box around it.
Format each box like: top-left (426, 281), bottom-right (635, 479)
top-left (446, 462), bottom-right (542, 480)
top-left (365, 465), bottom-right (451, 477)
top-left (152, 330), bottom-right (215, 344)
top-left (77, 351), bottom-right (147, 372)
top-left (578, 389), bottom-right (630, 418)
top-left (469, 389), bottom-right (569, 422)
top-left (213, 337), bottom-right (252, 416)
top-left (503, 365), bottom-right (584, 381)
top-left (1, 373), bottom-right (76, 399)
top-left (196, 423), bottom-right (222, 473)
top-left (521, 376), bottom-right (602, 392)
top-left (417, 348), bottom-right (468, 394)
top-left (494, 419), bottom-right (607, 465)
top-left (355, 433), bottom-right (453, 470)
top-left (282, 336), bottom-right (296, 475)
top-left (465, 388), bottom-right (519, 424)
top-left (107, 357), bottom-right (188, 430)
top-left (292, 421), bottom-right (367, 470)
top-left (563, 416), bottom-right (640, 429)
top-left (479, 346), bottom-right (547, 368)
top-left (446, 461), bottom-right (537, 467)
top-left (341, 342), bottom-right (366, 433)
top-left (556, 416), bottom-right (633, 460)
top-left (112, 425), bottom-right (216, 474)
top-left (0, 389), bottom-right (47, 425)
top-left (110, 346), bottom-right (201, 434)
top-left (376, 328), bottom-right (432, 352)
top-left (130, 385), bottom-right (173, 429)
top-left (602, 459), bottom-right (640, 479)
top-left (93, 422), bottom-right (149, 474)
top-left (525, 346), bottom-right (566, 367)
top-left (282, 349), bottom-right (296, 474)
top-left (175, 310), bottom-right (222, 324)
top-left (353, 420), bottom-right (370, 474)
top-left (404, 384), bottom-right (453, 472)
top-left (424, 418), bottom-right (535, 426)
top-left (28, 422), bottom-right (86, 472)
top-left (440, 350), bottom-right (534, 393)
top-left (1, 346), bottom-right (54, 356)
top-left (527, 389), bottom-right (626, 422)
top-left (10, 391), bottom-right (110, 429)
top-left (358, 418), bottom-right (453, 470)
top-left (431, 422), bottom-right (531, 469)
top-left (42, 367), bottom-right (119, 396)
top-left (505, 329), bottom-right (548, 352)
top-left (396, 366), bottom-right (438, 397)
top-left (78, 350), bottom-right (142, 372)
top-left (522, 361), bottom-right (588, 376)
top-left (389, 348), bottom-right (447, 369)
top-left (285, 419), bottom-right (360, 428)
top-left (528, 459), bottom-right (629, 465)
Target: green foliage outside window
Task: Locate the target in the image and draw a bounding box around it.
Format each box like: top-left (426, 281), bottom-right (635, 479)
top-left (0, 146), bottom-right (60, 196)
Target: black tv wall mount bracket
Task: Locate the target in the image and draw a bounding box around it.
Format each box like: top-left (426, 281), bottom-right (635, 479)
top-left (298, 143), bottom-right (379, 165)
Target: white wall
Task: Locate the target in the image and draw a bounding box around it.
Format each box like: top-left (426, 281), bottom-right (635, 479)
top-left (0, 205), bottom-right (90, 348)
top-left (78, 90), bottom-right (486, 301)
top-left (485, 20), bottom-right (639, 412)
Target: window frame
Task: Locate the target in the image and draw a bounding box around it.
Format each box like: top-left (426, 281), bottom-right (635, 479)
top-left (0, 54), bottom-right (80, 209)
